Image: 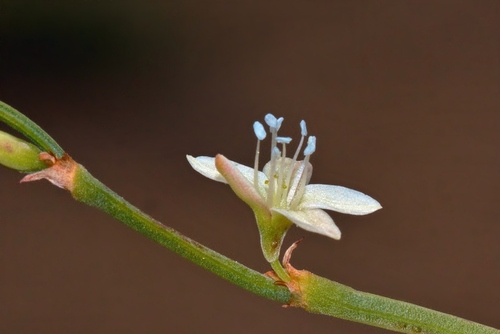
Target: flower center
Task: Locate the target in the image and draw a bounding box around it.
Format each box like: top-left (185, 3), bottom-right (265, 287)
top-left (253, 114), bottom-right (316, 210)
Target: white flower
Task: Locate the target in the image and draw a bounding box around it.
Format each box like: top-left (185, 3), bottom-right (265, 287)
top-left (187, 114), bottom-right (381, 262)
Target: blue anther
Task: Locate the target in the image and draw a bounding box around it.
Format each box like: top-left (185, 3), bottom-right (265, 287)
top-left (253, 121), bottom-right (267, 140)
top-left (264, 114), bottom-right (277, 128)
top-left (303, 136), bottom-right (316, 155)
top-left (276, 137), bottom-right (292, 144)
top-left (276, 117), bottom-right (284, 130)
top-left (300, 120), bottom-right (307, 136)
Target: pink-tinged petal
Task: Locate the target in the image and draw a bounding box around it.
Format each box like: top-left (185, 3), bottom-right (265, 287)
top-left (272, 208), bottom-right (341, 240)
top-left (233, 162), bottom-right (268, 196)
top-left (215, 154), bottom-right (271, 220)
top-left (300, 184), bottom-right (382, 215)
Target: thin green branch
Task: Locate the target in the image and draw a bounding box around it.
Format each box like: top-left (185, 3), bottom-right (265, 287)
top-left (72, 163), bottom-right (290, 303)
top-left (298, 271), bottom-right (499, 334)
top-left (0, 101), bottom-right (64, 158)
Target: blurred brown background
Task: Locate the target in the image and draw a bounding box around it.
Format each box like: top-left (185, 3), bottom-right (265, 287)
top-left (0, 1), bottom-right (499, 333)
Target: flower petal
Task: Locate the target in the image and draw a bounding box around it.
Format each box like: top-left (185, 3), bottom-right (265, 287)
top-left (215, 154), bottom-right (271, 220)
top-left (187, 155), bottom-right (268, 194)
top-left (300, 184), bottom-right (382, 215)
top-left (186, 155), bottom-right (227, 183)
top-left (272, 208), bottom-right (341, 240)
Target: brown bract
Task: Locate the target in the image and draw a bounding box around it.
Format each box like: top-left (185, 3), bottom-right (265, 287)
top-left (20, 152), bottom-right (77, 191)
top-left (266, 239), bottom-right (311, 309)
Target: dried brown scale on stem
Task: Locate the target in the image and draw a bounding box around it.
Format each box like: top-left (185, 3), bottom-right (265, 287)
top-left (265, 239), bottom-right (310, 309)
top-left (20, 152), bottom-right (77, 191)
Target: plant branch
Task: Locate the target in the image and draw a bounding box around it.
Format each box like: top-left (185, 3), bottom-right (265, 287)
top-left (71, 162), bottom-right (291, 303)
top-left (0, 100), bottom-right (64, 158)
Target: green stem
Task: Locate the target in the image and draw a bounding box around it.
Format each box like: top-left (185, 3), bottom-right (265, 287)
top-left (298, 272), bottom-right (498, 334)
top-left (71, 163), bottom-right (290, 304)
top-left (0, 101), bottom-right (64, 158)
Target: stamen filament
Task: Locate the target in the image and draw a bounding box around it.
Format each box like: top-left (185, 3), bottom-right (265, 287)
top-left (254, 139), bottom-right (261, 194)
top-left (267, 146), bottom-right (279, 207)
top-left (289, 136), bottom-right (316, 208)
top-left (275, 143), bottom-right (287, 203)
top-left (292, 120), bottom-right (307, 161)
top-left (253, 121), bottom-right (267, 197)
top-left (292, 136), bottom-right (305, 161)
top-left (265, 115), bottom-right (281, 207)
top-left (283, 121), bottom-right (307, 204)
top-left (290, 154), bottom-right (310, 208)
top-left (286, 160), bottom-right (305, 207)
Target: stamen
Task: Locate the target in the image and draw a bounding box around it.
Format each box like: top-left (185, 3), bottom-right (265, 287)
top-left (286, 161), bottom-right (305, 207)
top-left (272, 146), bottom-right (281, 157)
top-left (283, 120), bottom-right (307, 204)
top-left (276, 139), bottom-right (291, 202)
top-left (253, 121), bottom-right (267, 195)
top-left (264, 114), bottom-right (277, 128)
top-left (300, 120), bottom-right (307, 136)
top-left (266, 147), bottom-right (281, 206)
top-left (253, 121), bottom-right (267, 140)
top-left (264, 115), bottom-right (284, 159)
top-left (303, 136), bottom-right (316, 155)
top-left (265, 116), bottom-right (283, 203)
top-left (289, 136), bottom-right (316, 208)
top-left (292, 120), bottom-right (307, 161)
top-left (290, 159), bottom-right (309, 208)
top-left (276, 117), bottom-right (284, 130)
top-left (276, 137), bottom-right (292, 144)
top-left (254, 145), bottom-right (261, 193)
